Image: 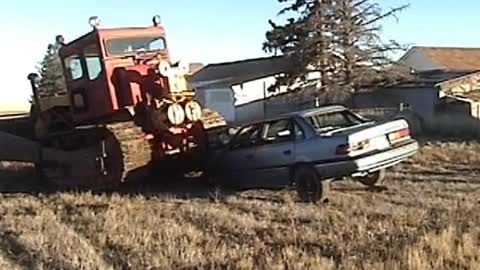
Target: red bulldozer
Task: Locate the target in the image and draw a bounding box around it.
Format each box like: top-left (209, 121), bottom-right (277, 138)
top-left (0, 15), bottom-right (226, 189)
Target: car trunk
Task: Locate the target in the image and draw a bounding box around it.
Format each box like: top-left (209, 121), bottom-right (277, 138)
top-left (322, 119), bottom-right (412, 157)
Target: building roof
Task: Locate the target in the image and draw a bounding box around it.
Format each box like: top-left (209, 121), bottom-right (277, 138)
top-left (188, 63), bottom-right (204, 75)
top-left (403, 46), bottom-right (480, 71)
top-left (378, 69), bottom-right (478, 90)
top-left (192, 56), bottom-right (291, 88)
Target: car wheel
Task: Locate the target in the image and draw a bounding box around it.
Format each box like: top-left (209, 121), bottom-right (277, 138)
top-left (356, 169), bottom-right (386, 187)
top-left (294, 166), bottom-right (329, 203)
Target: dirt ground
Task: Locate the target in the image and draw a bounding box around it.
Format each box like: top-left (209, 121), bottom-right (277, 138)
top-left (0, 140), bottom-right (478, 270)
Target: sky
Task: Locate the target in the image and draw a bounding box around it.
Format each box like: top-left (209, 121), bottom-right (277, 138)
top-left (0, 0), bottom-right (479, 111)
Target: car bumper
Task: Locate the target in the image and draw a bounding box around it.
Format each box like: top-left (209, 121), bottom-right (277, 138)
top-left (352, 141), bottom-right (418, 174)
top-left (314, 141), bottom-right (419, 178)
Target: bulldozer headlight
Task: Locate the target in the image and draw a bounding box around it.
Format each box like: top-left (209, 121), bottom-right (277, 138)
top-left (158, 61), bottom-right (172, 77)
top-left (153, 15), bottom-right (162, 26)
top-left (167, 103), bottom-right (185, 125)
top-left (175, 61), bottom-right (189, 76)
top-left (185, 101), bottom-right (202, 122)
top-left (89, 16), bottom-right (101, 28)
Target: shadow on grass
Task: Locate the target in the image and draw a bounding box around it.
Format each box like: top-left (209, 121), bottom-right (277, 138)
top-left (0, 165), bottom-right (238, 202)
top-left (416, 135), bottom-right (480, 144)
top-left (331, 184), bottom-right (389, 193)
top-left (0, 228), bottom-right (38, 269)
top-left (0, 227), bottom-right (77, 270)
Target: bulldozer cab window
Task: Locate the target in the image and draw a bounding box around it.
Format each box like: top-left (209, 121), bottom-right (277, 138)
top-left (65, 55), bottom-right (84, 81)
top-left (106, 36), bottom-right (167, 56)
top-left (84, 44), bottom-right (103, 81)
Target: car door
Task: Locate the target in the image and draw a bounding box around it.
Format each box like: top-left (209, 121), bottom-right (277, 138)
top-left (248, 118), bottom-right (296, 188)
top-left (217, 123), bottom-right (263, 187)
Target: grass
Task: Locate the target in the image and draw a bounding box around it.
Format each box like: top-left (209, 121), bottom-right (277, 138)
top-left (0, 141), bottom-right (479, 269)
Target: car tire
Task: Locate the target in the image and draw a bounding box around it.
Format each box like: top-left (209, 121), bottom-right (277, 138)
top-left (293, 166), bottom-right (329, 203)
top-left (356, 169), bottom-right (386, 187)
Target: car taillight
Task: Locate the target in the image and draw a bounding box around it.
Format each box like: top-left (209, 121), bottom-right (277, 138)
top-left (336, 144), bottom-right (351, 155)
top-left (336, 139), bottom-right (370, 155)
top-left (388, 128), bottom-right (411, 143)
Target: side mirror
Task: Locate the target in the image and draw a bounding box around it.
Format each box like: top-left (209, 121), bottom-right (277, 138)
top-left (218, 133), bottom-right (231, 146)
top-left (228, 127), bottom-right (240, 136)
top-left (277, 130), bottom-right (291, 138)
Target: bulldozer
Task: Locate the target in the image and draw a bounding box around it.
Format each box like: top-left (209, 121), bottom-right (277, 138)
top-left (0, 15), bottom-right (226, 189)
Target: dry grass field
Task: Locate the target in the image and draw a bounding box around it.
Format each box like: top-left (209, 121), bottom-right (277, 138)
top-left (0, 140), bottom-right (478, 270)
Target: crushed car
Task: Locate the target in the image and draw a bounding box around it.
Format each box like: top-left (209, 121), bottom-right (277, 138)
top-left (206, 105), bottom-right (419, 202)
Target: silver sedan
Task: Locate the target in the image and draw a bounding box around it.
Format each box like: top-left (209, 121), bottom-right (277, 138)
top-left (207, 106), bottom-right (419, 202)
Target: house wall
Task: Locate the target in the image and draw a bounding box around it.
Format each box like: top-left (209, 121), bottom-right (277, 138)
top-left (430, 110), bottom-right (480, 138)
top-left (196, 87), bottom-right (236, 123)
top-left (439, 72), bottom-right (480, 94)
top-left (234, 94), bottom-right (316, 124)
top-left (351, 87), bottom-right (441, 123)
top-left (232, 76), bottom-right (289, 105)
top-left (235, 101), bottom-right (265, 124)
top-left (195, 89), bottom-right (207, 106)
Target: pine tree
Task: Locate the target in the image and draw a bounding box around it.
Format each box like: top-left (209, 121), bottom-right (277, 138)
top-left (264, 0), bottom-right (410, 104)
top-left (37, 41), bottom-right (67, 97)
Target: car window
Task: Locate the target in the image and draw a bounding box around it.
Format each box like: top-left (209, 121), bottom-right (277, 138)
top-left (308, 110), bottom-right (364, 133)
top-left (261, 119), bottom-right (293, 144)
top-left (230, 124), bottom-right (262, 150)
top-left (294, 122), bottom-right (305, 140)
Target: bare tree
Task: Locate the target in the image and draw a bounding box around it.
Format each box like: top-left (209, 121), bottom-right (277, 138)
top-left (264, 0), bottom-right (410, 104)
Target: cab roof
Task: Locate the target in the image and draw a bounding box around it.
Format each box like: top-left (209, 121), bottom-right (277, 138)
top-left (59, 26), bottom-right (166, 57)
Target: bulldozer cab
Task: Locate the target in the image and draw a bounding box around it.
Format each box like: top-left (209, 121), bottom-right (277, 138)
top-left (56, 16), bottom-right (173, 124)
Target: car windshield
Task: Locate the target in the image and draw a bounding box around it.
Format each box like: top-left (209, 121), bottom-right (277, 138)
top-left (307, 110), bottom-right (365, 133)
top-left (106, 36), bottom-right (166, 56)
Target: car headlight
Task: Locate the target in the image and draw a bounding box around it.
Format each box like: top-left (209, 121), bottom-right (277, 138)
top-left (167, 103), bottom-right (185, 125)
top-left (185, 101), bottom-right (202, 122)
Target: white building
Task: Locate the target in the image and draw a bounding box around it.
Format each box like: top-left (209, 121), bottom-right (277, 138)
top-left (192, 56), bottom-right (292, 123)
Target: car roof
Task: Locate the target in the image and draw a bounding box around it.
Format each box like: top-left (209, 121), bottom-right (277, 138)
top-left (292, 105), bottom-right (347, 117)
top-left (237, 105), bottom-right (347, 126)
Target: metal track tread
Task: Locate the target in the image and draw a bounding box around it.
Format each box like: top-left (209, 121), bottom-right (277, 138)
top-left (105, 121), bottom-right (152, 183)
top-left (41, 121), bottom-right (152, 190)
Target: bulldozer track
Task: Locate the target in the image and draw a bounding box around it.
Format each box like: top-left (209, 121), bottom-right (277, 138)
top-left (41, 121), bottom-right (152, 190)
top-left (105, 121), bottom-right (152, 183)
top-left (38, 107), bottom-right (226, 190)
